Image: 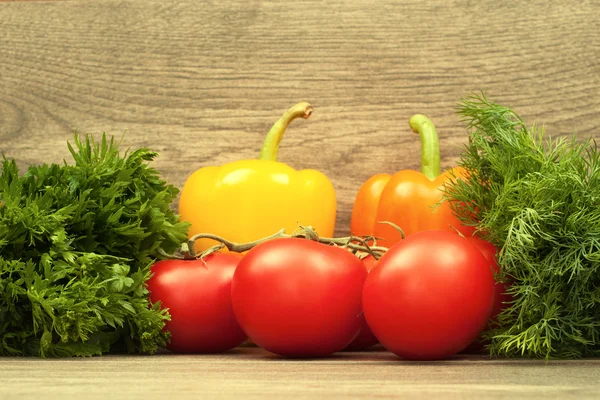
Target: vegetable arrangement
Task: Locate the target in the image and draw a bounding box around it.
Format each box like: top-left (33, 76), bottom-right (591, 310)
top-left (2, 95), bottom-right (598, 360)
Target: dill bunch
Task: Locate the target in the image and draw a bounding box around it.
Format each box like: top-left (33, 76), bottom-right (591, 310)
top-left (0, 134), bottom-right (189, 357)
top-left (446, 93), bottom-right (600, 359)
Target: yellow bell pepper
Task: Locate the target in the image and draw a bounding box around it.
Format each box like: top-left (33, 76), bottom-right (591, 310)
top-left (178, 102), bottom-right (336, 252)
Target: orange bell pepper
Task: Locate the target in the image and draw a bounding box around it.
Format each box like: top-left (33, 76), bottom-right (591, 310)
top-left (350, 114), bottom-right (474, 247)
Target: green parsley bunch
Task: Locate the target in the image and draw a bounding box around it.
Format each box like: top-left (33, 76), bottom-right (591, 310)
top-left (0, 134), bottom-right (189, 357)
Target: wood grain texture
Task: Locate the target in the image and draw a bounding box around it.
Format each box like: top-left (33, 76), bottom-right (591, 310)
top-left (0, 0), bottom-right (599, 236)
top-left (1, 347), bottom-right (600, 400)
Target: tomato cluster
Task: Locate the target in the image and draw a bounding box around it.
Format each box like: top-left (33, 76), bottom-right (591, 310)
top-left (147, 230), bottom-right (509, 360)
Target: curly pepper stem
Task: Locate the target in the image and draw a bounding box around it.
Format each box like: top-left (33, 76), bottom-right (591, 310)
top-left (409, 114), bottom-right (441, 180)
top-left (185, 226), bottom-right (389, 260)
top-left (259, 102), bottom-right (313, 161)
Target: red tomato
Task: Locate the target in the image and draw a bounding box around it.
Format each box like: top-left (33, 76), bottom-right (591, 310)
top-left (147, 253), bottom-right (247, 353)
top-left (462, 236), bottom-right (513, 353)
top-left (231, 238), bottom-right (368, 357)
top-left (343, 255), bottom-right (379, 351)
top-left (467, 236), bottom-right (512, 322)
top-left (362, 230), bottom-right (495, 360)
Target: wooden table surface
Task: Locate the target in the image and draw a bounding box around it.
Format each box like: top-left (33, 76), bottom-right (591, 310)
top-left (1, 0), bottom-right (600, 398)
top-left (2, 347), bottom-right (600, 400)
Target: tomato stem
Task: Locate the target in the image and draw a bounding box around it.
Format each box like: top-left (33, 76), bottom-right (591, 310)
top-left (185, 226), bottom-right (389, 260)
top-left (409, 114), bottom-right (441, 180)
top-left (188, 229), bottom-right (287, 258)
top-left (259, 102), bottom-right (313, 161)
top-left (376, 221), bottom-right (406, 239)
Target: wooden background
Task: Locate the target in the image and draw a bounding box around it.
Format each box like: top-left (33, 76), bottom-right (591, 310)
top-left (1, 0), bottom-right (599, 237)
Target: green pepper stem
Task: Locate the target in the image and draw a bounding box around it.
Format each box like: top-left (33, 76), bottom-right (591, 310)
top-left (409, 114), bottom-right (441, 180)
top-left (259, 102), bottom-right (313, 161)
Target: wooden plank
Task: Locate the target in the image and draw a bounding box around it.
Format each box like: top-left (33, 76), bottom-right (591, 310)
top-left (0, 0), bottom-right (80, 2)
top-left (1, 0), bottom-right (599, 235)
top-left (1, 347), bottom-right (600, 399)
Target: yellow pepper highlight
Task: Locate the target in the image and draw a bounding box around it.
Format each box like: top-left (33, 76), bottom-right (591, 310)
top-left (179, 102), bottom-right (336, 252)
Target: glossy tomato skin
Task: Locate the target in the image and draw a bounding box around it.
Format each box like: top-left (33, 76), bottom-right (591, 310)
top-left (467, 236), bottom-right (512, 322)
top-left (147, 253), bottom-right (247, 353)
top-left (362, 230), bottom-right (495, 360)
top-left (231, 238), bottom-right (368, 357)
top-left (343, 255), bottom-right (379, 351)
top-left (462, 236), bottom-right (513, 353)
